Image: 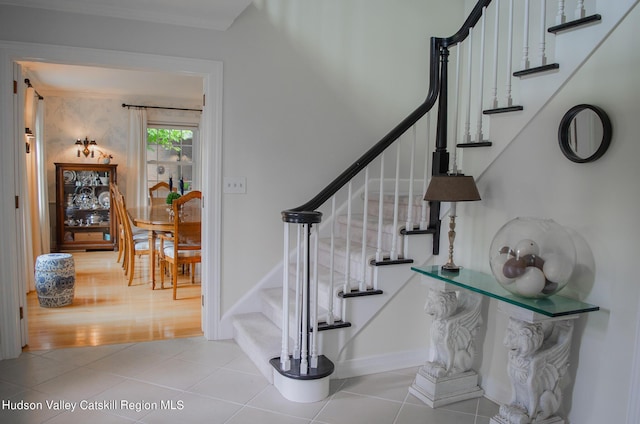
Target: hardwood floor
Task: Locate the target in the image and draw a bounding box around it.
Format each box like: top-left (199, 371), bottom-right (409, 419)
top-left (25, 250), bottom-right (202, 351)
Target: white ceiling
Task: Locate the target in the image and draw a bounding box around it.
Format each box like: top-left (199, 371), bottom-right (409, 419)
top-left (9, 0), bottom-right (253, 102)
top-left (21, 61), bottom-right (204, 102)
top-left (0, 0), bottom-right (252, 31)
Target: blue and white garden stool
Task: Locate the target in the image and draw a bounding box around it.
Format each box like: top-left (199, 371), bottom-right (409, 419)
top-left (35, 253), bottom-right (76, 307)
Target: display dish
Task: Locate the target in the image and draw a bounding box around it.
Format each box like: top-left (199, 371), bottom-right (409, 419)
top-left (98, 191), bottom-right (110, 208)
top-left (74, 186), bottom-right (98, 209)
top-left (77, 170), bottom-right (98, 185)
top-left (63, 170), bottom-right (76, 184)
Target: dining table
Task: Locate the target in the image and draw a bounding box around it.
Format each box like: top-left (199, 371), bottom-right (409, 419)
top-left (127, 203), bottom-right (201, 289)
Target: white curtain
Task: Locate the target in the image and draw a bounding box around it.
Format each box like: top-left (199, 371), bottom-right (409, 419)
top-left (22, 86), bottom-right (36, 292)
top-left (24, 89), bottom-right (50, 292)
top-left (126, 108), bottom-right (148, 208)
top-left (35, 97), bottom-right (50, 255)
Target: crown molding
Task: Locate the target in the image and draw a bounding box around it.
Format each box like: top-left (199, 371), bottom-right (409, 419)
top-left (0, 0), bottom-right (252, 31)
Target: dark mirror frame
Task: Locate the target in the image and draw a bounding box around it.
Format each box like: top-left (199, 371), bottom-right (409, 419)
top-left (558, 104), bottom-right (612, 163)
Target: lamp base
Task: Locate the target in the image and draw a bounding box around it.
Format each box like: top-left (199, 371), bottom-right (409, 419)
top-left (441, 263), bottom-right (461, 273)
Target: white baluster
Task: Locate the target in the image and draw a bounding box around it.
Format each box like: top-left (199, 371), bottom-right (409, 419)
top-left (390, 142), bottom-right (401, 261)
top-left (539, 0), bottom-right (548, 66)
top-left (420, 115), bottom-right (430, 230)
top-left (490, 0), bottom-right (501, 109)
top-left (556, 0), bottom-right (566, 25)
top-left (293, 225), bottom-right (301, 359)
top-left (452, 46), bottom-right (461, 156)
top-left (521, 0), bottom-right (531, 70)
top-left (475, 8), bottom-right (487, 144)
top-left (462, 28), bottom-right (473, 144)
top-left (300, 224), bottom-right (309, 375)
top-left (505, 0), bottom-right (515, 107)
top-left (310, 225), bottom-right (319, 369)
top-left (327, 196), bottom-right (336, 325)
top-left (406, 126), bottom-right (416, 232)
top-left (344, 182), bottom-right (353, 295)
top-left (360, 167), bottom-right (369, 291)
top-left (280, 223), bottom-right (291, 371)
top-left (376, 153), bottom-right (385, 260)
top-left (575, 0), bottom-right (585, 19)
top-left (451, 47), bottom-right (461, 174)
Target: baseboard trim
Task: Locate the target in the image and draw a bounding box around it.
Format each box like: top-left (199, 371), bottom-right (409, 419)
top-left (333, 348), bottom-right (428, 379)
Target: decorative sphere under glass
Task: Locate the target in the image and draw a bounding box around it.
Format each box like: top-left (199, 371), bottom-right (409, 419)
top-left (489, 217), bottom-right (576, 298)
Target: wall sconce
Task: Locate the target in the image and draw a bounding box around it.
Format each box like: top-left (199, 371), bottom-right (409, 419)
top-left (75, 137), bottom-right (97, 158)
top-left (424, 173), bottom-right (481, 272)
top-left (25, 128), bottom-right (34, 154)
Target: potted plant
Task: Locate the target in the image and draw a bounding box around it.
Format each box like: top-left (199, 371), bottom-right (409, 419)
top-left (166, 192), bottom-right (181, 205)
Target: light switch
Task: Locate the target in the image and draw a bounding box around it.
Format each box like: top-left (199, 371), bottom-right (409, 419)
top-left (223, 176), bottom-right (246, 194)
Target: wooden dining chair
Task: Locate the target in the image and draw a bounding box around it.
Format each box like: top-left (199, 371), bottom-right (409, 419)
top-left (148, 181), bottom-right (176, 206)
top-left (109, 182), bottom-right (126, 266)
top-left (158, 190), bottom-right (202, 300)
top-left (115, 192), bottom-right (158, 286)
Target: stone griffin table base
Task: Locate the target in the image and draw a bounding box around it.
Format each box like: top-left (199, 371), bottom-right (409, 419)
top-left (411, 266), bottom-right (599, 424)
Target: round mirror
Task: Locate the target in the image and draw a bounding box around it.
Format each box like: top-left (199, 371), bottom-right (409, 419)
top-left (558, 104), bottom-right (612, 163)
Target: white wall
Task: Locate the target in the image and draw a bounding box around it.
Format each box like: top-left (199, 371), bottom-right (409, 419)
top-left (452, 4), bottom-right (640, 422)
top-left (0, 1), bottom-right (462, 317)
top-left (39, 94), bottom-right (202, 248)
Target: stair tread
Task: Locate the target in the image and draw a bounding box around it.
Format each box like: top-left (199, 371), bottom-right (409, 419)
top-left (263, 287), bottom-right (329, 314)
top-left (336, 214), bottom-right (405, 232)
top-left (233, 312), bottom-right (282, 354)
top-left (367, 193), bottom-right (425, 203)
top-left (318, 236), bottom-right (380, 254)
top-left (262, 286), bottom-right (342, 323)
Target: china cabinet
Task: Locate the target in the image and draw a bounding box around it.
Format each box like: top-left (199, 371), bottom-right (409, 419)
top-left (55, 163), bottom-right (118, 251)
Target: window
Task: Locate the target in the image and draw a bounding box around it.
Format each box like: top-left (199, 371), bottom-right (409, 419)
top-left (146, 125), bottom-right (198, 193)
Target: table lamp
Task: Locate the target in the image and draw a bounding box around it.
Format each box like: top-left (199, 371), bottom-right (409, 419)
top-left (424, 173), bottom-right (481, 272)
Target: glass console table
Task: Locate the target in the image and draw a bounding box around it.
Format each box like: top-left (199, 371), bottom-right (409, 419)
top-left (410, 265), bottom-right (600, 424)
top-left (412, 265), bottom-right (599, 318)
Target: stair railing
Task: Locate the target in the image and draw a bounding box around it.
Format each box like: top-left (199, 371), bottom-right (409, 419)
top-left (276, 0), bottom-right (494, 378)
top-left (275, 0), bottom-right (598, 379)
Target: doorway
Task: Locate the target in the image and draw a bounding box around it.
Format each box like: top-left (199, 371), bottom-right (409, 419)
top-left (0, 41), bottom-right (223, 358)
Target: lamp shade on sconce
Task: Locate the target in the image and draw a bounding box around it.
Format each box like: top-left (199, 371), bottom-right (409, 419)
top-left (75, 137), bottom-right (97, 158)
top-left (424, 174), bottom-right (481, 203)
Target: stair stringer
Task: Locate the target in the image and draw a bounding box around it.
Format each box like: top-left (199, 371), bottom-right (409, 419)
top-left (461, 0), bottom-right (639, 180)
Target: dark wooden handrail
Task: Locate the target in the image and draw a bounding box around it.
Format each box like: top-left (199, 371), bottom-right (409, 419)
top-left (282, 0), bottom-right (492, 224)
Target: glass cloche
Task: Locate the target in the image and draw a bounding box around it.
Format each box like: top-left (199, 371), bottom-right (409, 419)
top-left (489, 217), bottom-right (576, 298)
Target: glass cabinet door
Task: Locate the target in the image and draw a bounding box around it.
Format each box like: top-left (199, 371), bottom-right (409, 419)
top-left (56, 163), bottom-right (117, 251)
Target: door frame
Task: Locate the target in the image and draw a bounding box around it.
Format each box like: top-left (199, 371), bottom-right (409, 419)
top-left (0, 41), bottom-right (223, 359)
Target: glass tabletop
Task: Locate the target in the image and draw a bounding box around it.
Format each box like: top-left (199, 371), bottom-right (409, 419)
top-left (412, 265), bottom-right (599, 318)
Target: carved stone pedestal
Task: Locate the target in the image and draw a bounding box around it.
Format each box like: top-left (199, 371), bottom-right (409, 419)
top-left (490, 414), bottom-right (563, 424)
top-left (410, 368), bottom-right (484, 408)
top-left (411, 281), bottom-right (484, 407)
top-left (490, 303), bottom-right (575, 424)
top-left (412, 266), bottom-right (599, 422)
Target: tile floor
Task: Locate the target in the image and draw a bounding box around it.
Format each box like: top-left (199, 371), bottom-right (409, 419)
top-left (0, 337), bottom-right (498, 423)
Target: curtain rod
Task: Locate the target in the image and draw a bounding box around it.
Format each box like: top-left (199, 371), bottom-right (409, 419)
top-left (24, 79), bottom-right (44, 100)
top-left (121, 103), bottom-right (202, 112)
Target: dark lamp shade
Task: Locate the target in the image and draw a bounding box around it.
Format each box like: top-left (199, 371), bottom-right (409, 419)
top-left (424, 175), bottom-right (481, 202)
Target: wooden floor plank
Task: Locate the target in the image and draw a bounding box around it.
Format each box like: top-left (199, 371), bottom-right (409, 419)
top-left (25, 251), bottom-right (202, 351)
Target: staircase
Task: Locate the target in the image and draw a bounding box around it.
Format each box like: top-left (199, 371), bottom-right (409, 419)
top-left (231, 190), bottom-right (434, 401)
top-left (223, 0), bottom-right (638, 403)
